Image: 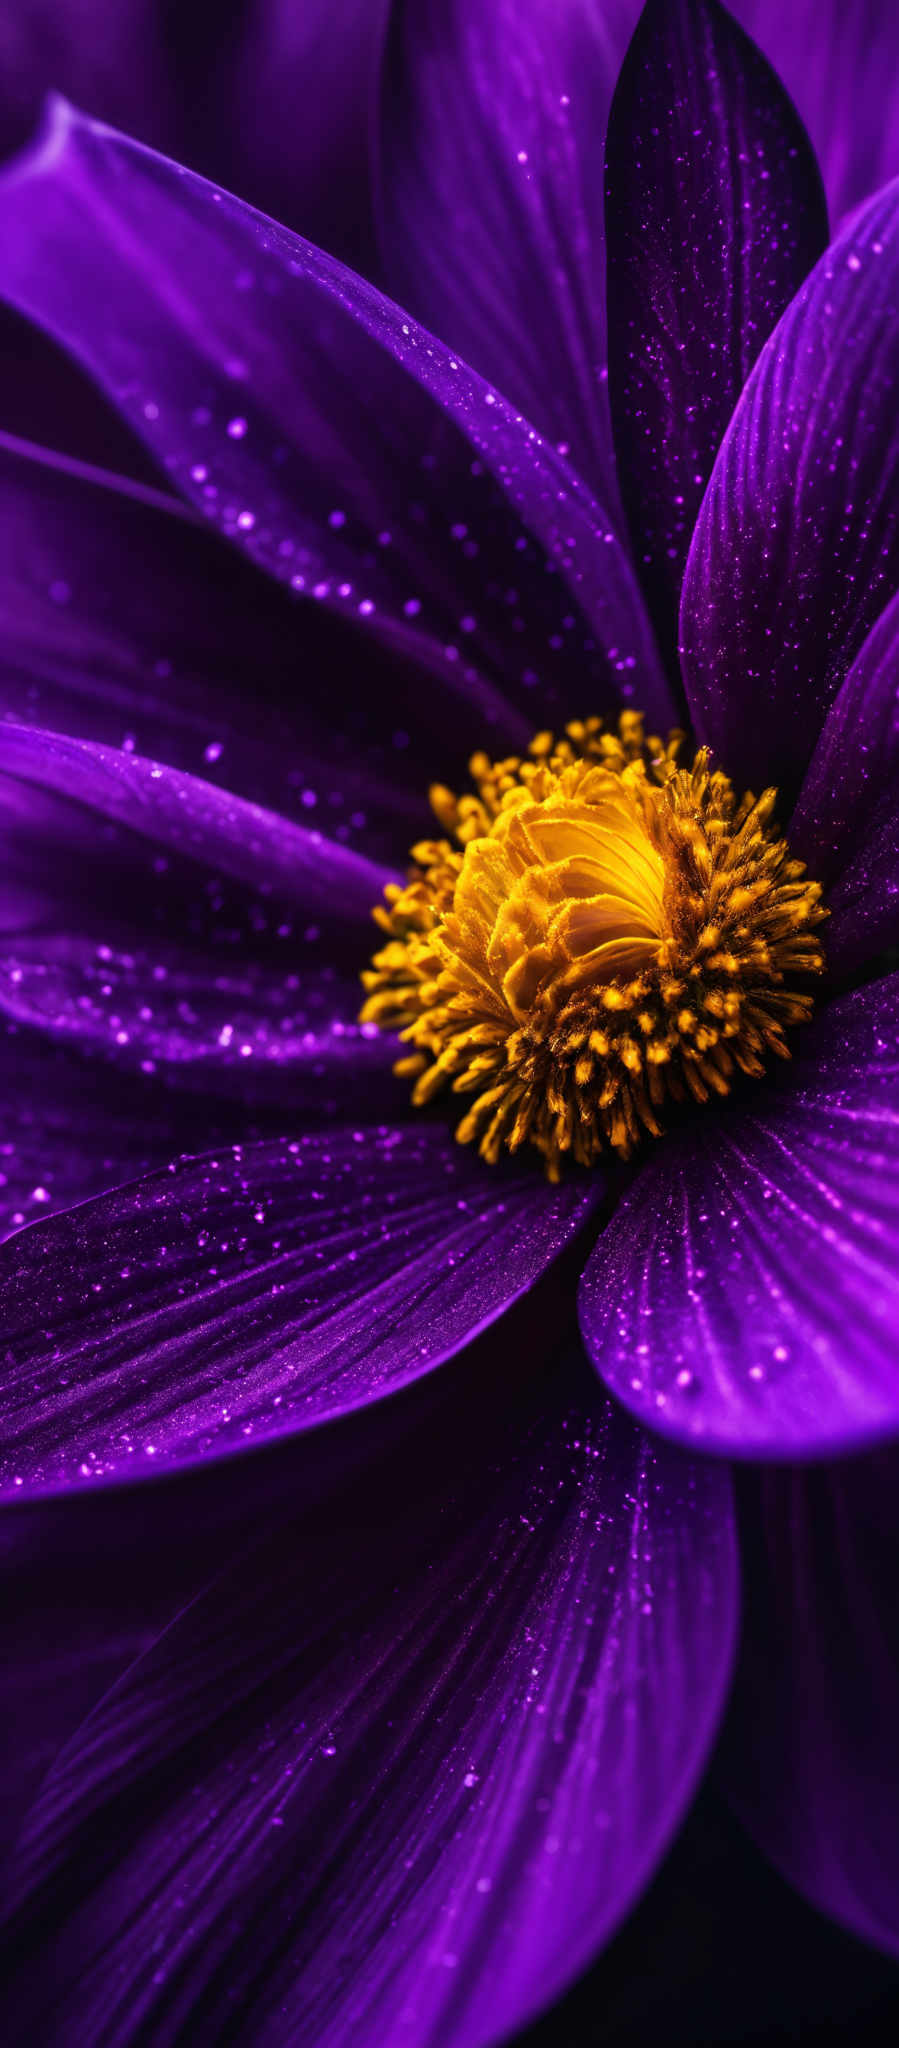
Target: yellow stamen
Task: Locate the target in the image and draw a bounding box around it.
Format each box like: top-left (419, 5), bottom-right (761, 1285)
top-left (360, 713), bottom-right (827, 1176)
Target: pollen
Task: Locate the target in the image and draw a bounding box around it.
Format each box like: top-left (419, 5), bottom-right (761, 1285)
top-left (360, 714), bottom-right (827, 1178)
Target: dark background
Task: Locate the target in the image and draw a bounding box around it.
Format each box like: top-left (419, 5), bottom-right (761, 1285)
top-left (522, 1773), bottom-right (899, 2045)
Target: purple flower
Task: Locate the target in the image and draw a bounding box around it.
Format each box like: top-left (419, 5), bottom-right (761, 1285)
top-left (1, 0), bottom-right (899, 2039)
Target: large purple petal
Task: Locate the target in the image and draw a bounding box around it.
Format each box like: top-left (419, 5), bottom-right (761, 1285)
top-left (0, 1125), bottom-right (601, 1500)
top-left (378, 0), bottom-right (634, 508)
top-left (579, 974), bottom-right (899, 1459)
top-left (0, 99), bottom-right (673, 734)
top-left (3, 1361), bottom-right (737, 2046)
top-left (680, 177), bottom-right (899, 807)
top-left (605, 0), bottom-right (826, 679)
top-left (724, 1449), bottom-right (899, 1957)
top-left (0, 428), bottom-right (450, 861)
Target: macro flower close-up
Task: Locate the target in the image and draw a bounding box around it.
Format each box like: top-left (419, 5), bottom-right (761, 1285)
top-left (2, 1), bottom-right (899, 2042)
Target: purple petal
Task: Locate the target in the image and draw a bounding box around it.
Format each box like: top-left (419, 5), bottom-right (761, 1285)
top-left (0, 298), bottom-right (167, 482)
top-left (724, 1448), bottom-right (899, 1957)
top-left (824, 809), bottom-right (899, 985)
top-left (579, 974), bottom-right (899, 1459)
top-left (0, 428), bottom-right (443, 862)
top-left (0, 723), bottom-right (391, 922)
top-left (377, 0), bottom-right (899, 543)
top-left (0, 1021), bottom-right (263, 1242)
top-left (737, 0), bottom-right (899, 226)
top-left (0, 98), bottom-right (672, 734)
top-left (0, 5), bottom-right (166, 147)
top-left (379, 0), bottom-right (634, 508)
top-left (0, 936), bottom-right (392, 1106)
top-left (605, 0), bottom-right (826, 677)
top-left (0, 0), bottom-right (386, 272)
top-left (0, 1484), bottom-right (209, 1865)
top-left (0, 724), bottom-right (396, 1095)
top-left (789, 586), bottom-right (899, 977)
top-left (680, 177), bottom-right (899, 807)
top-left (790, 585), bottom-right (899, 885)
top-left (0, 14), bottom-right (238, 481)
top-left (0, 1126), bottom-right (601, 1499)
top-left (225, 0), bottom-right (389, 269)
top-left (4, 1366), bottom-right (737, 2046)
top-left (7, 2), bottom-right (892, 290)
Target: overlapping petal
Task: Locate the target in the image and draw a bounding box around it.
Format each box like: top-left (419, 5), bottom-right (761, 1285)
top-left (3, 1364), bottom-right (737, 2047)
top-left (789, 586), bottom-right (899, 978)
top-left (377, 0), bottom-right (899, 535)
top-left (738, 0), bottom-right (899, 227)
top-left (379, 0), bottom-right (634, 507)
top-left (0, 98), bottom-right (672, 734)
top-left (824, 807), bottom-right (899, 986)
top-left (790, 586), bottom-right (899, 887)
top-left (0, 1125), bottom-right (601, 1498)
top-left (0, 724), bottom-right (396, 1094)
top-left (724, 1450), bottom-right (899, 1957)
top-left (0, 1021), bottom-right (257, 1241)
top-left (4, 3), bottom-right (897, 284)
top-left (226, 0), bottom-right (390, 269)
top-left (0, 724), bottom-right (392, 921)
top-left (579, 975), bottom-right (899, 1459)
top-left (605, 0), bottom-right (826, 678)
top-left (0, 1478), bottom-right (211, 1864)
top-left (0, 933), bottom-right (391, 1104)
top-left (681, 176), bottom-right (899, 806)
top-left (0, 0), bottom-right (388, 267)
top-left (0, 430), bottom-right (438, 860)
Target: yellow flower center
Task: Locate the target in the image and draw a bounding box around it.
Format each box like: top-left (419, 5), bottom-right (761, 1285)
top-left (360, 713), bottom-right (827, 1178)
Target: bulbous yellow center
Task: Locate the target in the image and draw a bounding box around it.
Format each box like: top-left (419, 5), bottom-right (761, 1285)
top-left (361, 713), bottom-right (827, 1177)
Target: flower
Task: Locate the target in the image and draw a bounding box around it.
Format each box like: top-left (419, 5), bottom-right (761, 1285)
top-left (1, 0), bottom-right (899, 2040)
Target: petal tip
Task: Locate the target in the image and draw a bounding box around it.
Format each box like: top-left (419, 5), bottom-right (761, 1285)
top-left (0, 90), bottom-right (75, 190)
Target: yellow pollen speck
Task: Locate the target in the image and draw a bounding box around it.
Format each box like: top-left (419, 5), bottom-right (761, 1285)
top-left (359, 712), bottom-right (827, 1176)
